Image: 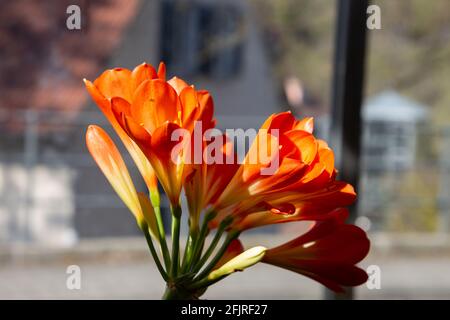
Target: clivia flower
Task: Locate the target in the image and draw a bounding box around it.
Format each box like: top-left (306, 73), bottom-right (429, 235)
top-left (85, 63), bottom-right (214, 208)
top-left (262, 208), bottom-right (370, 292)
top-left (205, 111), bottom-right (356, 230)
top-left (84, 62), bottom-right (370, 299)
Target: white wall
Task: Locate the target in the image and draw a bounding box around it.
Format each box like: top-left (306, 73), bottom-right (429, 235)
top-left (0, 164), bottom-right (77, 247)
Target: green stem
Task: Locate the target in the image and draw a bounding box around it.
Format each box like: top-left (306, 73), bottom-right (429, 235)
top-left (143, 225), bottom-right (169, 282)
top-left (170, 205), bottom-right (182, 278)
top-left (189, 274), bottom-right (228, 291)
top-left (193, 230), bottom-right (240, 282)
top-left (154, 206), bottom-right (171, 270)
top-left (188, 210), bottom-right (216, 271)
top-left (162, 286), bottom-right (181, 300)
top-left (191, 219), bottom-right (230, 274)
top-left (162, 284), bottom-right (200, 300)
top-left (180, 232), bottom-right (195, 274)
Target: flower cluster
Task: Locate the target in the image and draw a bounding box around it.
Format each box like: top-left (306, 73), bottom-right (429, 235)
top-left (84, 62), bottom-right (370, 299)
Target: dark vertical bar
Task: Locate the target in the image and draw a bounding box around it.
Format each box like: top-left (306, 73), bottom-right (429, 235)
top-left (326, 0), bottom-right (369, 300)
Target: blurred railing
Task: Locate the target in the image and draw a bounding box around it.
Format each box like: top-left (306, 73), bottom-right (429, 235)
top-left (1, 109), bottom-right (450, 247)
top-left (0, 109), bottom-right (139, 246)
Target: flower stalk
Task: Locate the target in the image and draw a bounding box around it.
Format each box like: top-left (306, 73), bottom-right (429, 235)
top-left (193, 230), bottom-right (241, 282)
top-left (142, 224), bottom-right (168, 282)
top-left (154, 205), bottom-right (171, 270)
top-left (191, 217), bottom-right (233, 274)
top-left (170, 205), bottom-right (182, 278)
top-left (185, 210), bottom-right (216, 272)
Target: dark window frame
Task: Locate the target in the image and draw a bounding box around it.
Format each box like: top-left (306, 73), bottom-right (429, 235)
top-left (327, 0), bottom-right (369, 300)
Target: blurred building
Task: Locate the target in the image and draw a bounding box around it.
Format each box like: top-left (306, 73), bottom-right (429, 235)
top-left (362, 91), bottom-right (429, 171)
top-left (103, 0), bottom-right (280, 129)
top-left (0, 0), bottom-right (143, 246)
top-left (0, 114), bottom-right (77, 246)
top-left (359, 90), bottom-right (429, 230)
top-left (0, 0), bottom-right (280, 245)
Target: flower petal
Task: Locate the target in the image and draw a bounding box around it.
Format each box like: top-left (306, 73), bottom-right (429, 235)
top-left (208, 246), bottom-right (266, 281)
top-left (168, 76), bottom-right (189, 95)
top-left (85, 81), bottom-right (158, 195)
top-left (86, 125), bottom-right (146, 228)
top-left (157, 61), bottom-right (166, 80)
top-left (137, 192), bottom-right (159, 240)
top-left (213, 239), bottom-right (245, 270)
top-left (263, 215), bottom-right (370, 292)
top-left (93, 68), bottom-right (133, 101)
top-left (294, 117), bottom-right (314, 133)
top-left (131, 63), bottom-right (158, 92)
top-left (131, 79), bottom-right (180, 132)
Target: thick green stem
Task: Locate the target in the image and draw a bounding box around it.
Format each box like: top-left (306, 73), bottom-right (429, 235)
top-left (170, 205), bottom-right (182, 278)
top-left (162, 286), bottom-right (182, 300)
top-left (194, 230), bottom-right (240, 282)
top-left (189, 274), bottom-right (227, 291)
top-left (143, 225), bottom-right (168, 282)
top-left (162, 284), bottom-right (201, 300)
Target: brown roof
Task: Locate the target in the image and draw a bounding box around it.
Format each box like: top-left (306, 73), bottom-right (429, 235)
top-left (0, 0), bottom-right (140, 134)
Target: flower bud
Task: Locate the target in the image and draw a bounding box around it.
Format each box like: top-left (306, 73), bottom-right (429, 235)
top-left (207, 246), bottom-right (267, 281)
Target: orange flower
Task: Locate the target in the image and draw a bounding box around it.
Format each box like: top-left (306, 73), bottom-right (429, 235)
top-left (86, 125), bottom-right (157, 237)
top-left (185, 134), bottom-right (239, 230)
top-left (206, 111), bottom-right (355, 229)
top-left (84, 62), bottom-right (215, 206)
top-left (231, 183), bottom-right (356, 231)
top-left (180, 87), bottom-right (216, 228)
top-left (84, 63), bottom-right (369, 298)
top-left (84, 64), bottom-right (159, 202)
top-left (262, 208), bottom-right (370, 292)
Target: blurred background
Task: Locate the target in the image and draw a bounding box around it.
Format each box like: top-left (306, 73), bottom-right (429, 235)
top-left (0, 0), bottom-right (449, 299)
